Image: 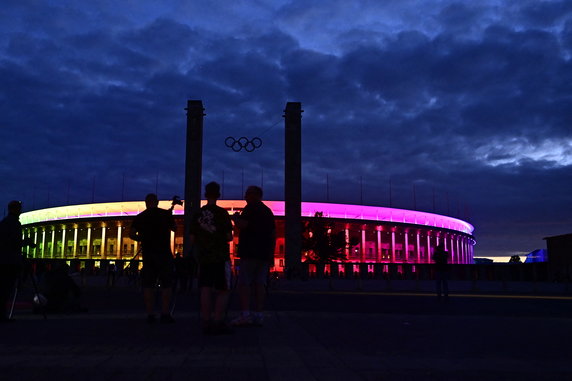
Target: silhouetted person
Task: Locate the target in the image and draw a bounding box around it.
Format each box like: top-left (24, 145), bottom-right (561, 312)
top-left (433, 244), bottom-right (449, 301)
top-left (129, 193), bottom-right (176, 324)
top-left (190, 182), bottom-right (234, 335)
top-left (231, 186), bottom-right (276, 326)
top-left (0, 201), bottom-right (26, 322)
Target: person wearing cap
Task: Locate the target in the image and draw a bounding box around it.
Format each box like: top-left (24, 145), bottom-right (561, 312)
top-left (189, 182), bottom-right (234, 335)
top-left (0, 201), bottom-right (25, 322)
top-left (129, 194), bottom-right (176, 324)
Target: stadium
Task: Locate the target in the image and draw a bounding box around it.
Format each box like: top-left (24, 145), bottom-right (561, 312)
top-left (19, 200), bottom-right (475, 273)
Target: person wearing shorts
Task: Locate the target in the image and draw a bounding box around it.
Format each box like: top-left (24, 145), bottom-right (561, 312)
top-left (231, 185), bottom-right (276, 326)
top-left (190, 182), bottom-right (233, 335)
top-left (130, 193), bottom-right (176, 324)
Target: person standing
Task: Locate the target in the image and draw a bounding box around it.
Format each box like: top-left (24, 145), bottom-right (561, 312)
top-left (0, 201), bottom-right (26, 322)
top-left (231, 186), bottom-right (276, 326)
top-left (189, 182), bottom-right (234, 335)
top-left (433, 244), bottom-right (449, 301)
top-left (129, 194), bottom-right (176, 324)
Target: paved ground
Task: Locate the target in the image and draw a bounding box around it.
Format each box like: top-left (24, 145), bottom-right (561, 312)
top-left (2, 276), bottom-right (572, 380)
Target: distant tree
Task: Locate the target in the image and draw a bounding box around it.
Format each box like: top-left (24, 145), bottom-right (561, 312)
top-left (509, 255), bottom-right (522, 263)
top-left (302, 212), bottom-right (351, 263)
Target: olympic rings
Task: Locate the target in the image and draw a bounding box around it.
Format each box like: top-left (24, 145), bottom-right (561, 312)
top-left (224, 136), bottom-right (263, 152)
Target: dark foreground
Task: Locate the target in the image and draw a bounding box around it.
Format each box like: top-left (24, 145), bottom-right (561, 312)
top-left (2, 277), bottom-right (572, 381)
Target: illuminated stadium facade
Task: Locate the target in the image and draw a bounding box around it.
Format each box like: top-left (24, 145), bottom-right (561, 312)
top-left (20, 200), bottom-right (475, 270)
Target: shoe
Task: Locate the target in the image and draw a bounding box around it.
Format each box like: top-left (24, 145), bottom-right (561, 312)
top-left (160, 314), bottom-right (175, 324)
top-left (146, 314), bottom-right (157, 324)
top-left (230, 314), bottom-right (253, 326)
top-left (209, 321), bottom-right (234, 335)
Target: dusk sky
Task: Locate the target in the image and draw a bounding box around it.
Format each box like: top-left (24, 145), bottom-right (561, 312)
top-left (1, 1), bottom-right (571, 261)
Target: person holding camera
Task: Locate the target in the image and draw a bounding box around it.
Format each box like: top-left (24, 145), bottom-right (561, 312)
top-left (129, 193), bottom-right (176, 324)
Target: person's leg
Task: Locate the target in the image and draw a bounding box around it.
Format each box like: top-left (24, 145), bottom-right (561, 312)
top-left (232, 260), bottom-right (254, 325)
top-left (213, 261), bottom-right (232, 322)
top-left (443, 273), bottom-right (449, 298)
top-left (198, 263), bottom-right (213, 321)
top-left (253, 283), bottom-right (266, 313)
top-left (160, 286), bottom-right (173, 315)
top-left (435, 272), bottom-right (442, 298)
top-left (141, 265), bottom-right (158, 321)
top-left (214, 290), bottom-right (230, 322)
top-left (143, 287), bottom-right (155, 314)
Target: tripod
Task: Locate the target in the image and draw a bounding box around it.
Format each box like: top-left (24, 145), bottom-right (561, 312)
top-left (9, 261), bottom-right (47, 320)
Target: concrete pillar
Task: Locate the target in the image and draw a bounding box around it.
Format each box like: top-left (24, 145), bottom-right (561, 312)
top-left (101, 227), bottom-right (106, 258)
top-left (184, 100), bottom-right (205, 261)
top-left (117, 226), bottom-right (122, 258)
top-left (41, 230), bottom-right (46, 259)
top-left (50, 229), bottom-right (55, 258)
top-left (416, 231), bottom-right (421, 263)
top-left (345, 226), bottom-right (350, 258)
top-left (404, 230), bottom-right (409, 262)
top-left (376, 228), bottom-right (382, 262)
top-left (391, 229), bottom-right (396, 263)
top-left (33, 231), bottom-right (38, 259)
top-left (284, 102), bottom-right (303, 274)
top-left (361, 225), bottom-right (366, 262)
top-left (426, 233), bottom-right (431, 264)
top-left (61, 227), bottom-right (66, 257)
top-left (73, 227), bottom-right (78, 257)
top-left (87, 227), bottom-right (92, 259)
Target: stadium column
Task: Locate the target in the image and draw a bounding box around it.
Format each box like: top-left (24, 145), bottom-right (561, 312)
top-left (390, 228), bottom-right (396, 263)
top-left (345, 225), bottom-right (350, 258)
top-left (61, 227), bottom-right (66, 258)
top-left (360, 225), bottom-right (366, 262)
top-left (41, 230), bottom-right (46, 259)
top-left (284, 102), bottom-right (303, 275)
top-left (376, 227), bottom-right (382, 262)
top-left (184, 100), bottom-right (205, 262)
top-left (426, 233), bottom-right (431, 264)
top-left (455, 236), bottom-right (461, 264)
top-left (450, 236), bottom-right (455, 264)
top-left (404, 229), bottom-right (409, 262)
top-left (73, 226), bottom-right (78, 257)
top-left (50, 228), bottom-right (55, 258)
top-left (101, 226), bottom-right (106, 258)
top-left (33, 230), bottom-right (38, 259)
top-left (116, 226), bottom-right (122, 258)
top-left (416, 230), bottom-right (421, 263)
top-left (87, 227), bottom-right (92, 259)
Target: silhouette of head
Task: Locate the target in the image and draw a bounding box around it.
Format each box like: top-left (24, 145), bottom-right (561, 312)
top-left (205, 182), bottom-right (221, 199)
top-left (145, 193), bottom-right (159, 208)
top-left (245, 185), bottom-right (263, 204)
top-left (7, 200), bottom-right (22, 216)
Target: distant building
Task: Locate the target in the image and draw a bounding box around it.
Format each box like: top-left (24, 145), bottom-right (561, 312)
top-left (544, 233), bottom-right (572, 281)
top-left (20, 200), bottom-right (476, 271)
top-left (473, 258), bottom-right (493, 264)
top-left (524, 249), bottom-right (548, 263)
